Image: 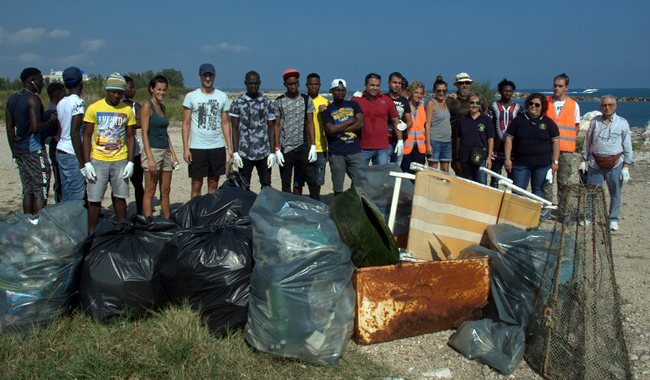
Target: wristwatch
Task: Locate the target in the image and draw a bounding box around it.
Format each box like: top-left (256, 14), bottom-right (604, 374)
top-left (553, 160), bottom-right (559, 164)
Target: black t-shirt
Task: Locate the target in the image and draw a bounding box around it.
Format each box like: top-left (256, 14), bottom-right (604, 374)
top-left (386, 93), bottom-right (411, 139)
top-left (506, 113), bottom-right (560, 167)
top-left (456, 113), bottom-right (494, 162)
top-left (321, 100), bottom-right (363, 155)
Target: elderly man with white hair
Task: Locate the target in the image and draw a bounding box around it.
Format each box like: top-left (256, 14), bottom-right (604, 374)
top-left (580, 95), bottom-right (633, 231)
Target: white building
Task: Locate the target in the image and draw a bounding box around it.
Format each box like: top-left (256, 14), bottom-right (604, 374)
top-left (43, 69), bottom-right (89, 83)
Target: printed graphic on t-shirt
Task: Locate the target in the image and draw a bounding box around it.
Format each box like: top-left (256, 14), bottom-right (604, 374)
top-left (197, 100), bottom-right (222, 130)
top-left (95, 112), bottom-right (127, 155)
top-left (330, 106), bottom-right (357, 142)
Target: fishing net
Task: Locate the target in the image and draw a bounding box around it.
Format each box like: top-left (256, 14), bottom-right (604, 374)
top-left (525, 184), bottom-right (632, 379)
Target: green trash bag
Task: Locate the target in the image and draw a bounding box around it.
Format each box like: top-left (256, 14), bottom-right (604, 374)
top-left (330, 187), bottom-right (400, 267)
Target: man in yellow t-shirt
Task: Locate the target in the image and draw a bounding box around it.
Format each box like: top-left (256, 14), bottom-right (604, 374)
top-left (293, 73), bottom-right (330, 195)
top-left (82, 72), bottom-right (136, 233)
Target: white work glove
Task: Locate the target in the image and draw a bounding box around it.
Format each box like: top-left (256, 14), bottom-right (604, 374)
top-left (80, 166), bottom-right (87, 178)
top-left (122, 161), bottom-right (134, 179)
top-left (394, 140), bottom-right (404, 156)
top-left (352, 91), bottom-right (363, 98)
top-left (275, 150), bottom-right (285, 167)
top-left (621, 167), bottom-right (630, 184)
top-left (308, 145), bottom-right (317, 163)
top-left (396, 121), bottom-right (407, 132)
top-left (84, 162), bottom-right (97, 181)
top-left (12, 158), bottom-right (18, 169)
top-left (546, 168), bottom-right (553, 184)
top-left (232, 152), bottom-right (244, 170)
top-left (267, 153), bottom-right (276, 168)
top-left (578, 161), bottom-right (587, 174)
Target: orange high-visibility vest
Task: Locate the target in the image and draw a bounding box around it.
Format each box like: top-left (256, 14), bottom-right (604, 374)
top-left (546, 96), bottom-right (577, 152)
top-left (404, 101), bottom-right (426, 154)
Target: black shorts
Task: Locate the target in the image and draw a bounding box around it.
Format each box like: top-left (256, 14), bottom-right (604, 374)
top-left (188, 147), bottom-right (226, 178)
top-left (15, 150), bottom-right (51, 198)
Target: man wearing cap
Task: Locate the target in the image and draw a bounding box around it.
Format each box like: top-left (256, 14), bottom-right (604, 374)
top-left (56, 66), bottom-right (87, 202)
top-left (447, 72), bottom-right (484, 175)
top-left (543, 73), bottom-right (581, 219)
top-left (273, 69), bottom-right (320, 200)
top-left (6, 67), bottom-right (56, 214)
top-left (230, 70), bottom-right (276, 189)
top-left (82, 72), bottom-right (136, 234)
top-left (386, 72), bottom-right (412, 165)
top-left (321, 79), bottom-right (365, 196)
top-left (351, 73), bottom-right (402, 165)
top-left (181, 63), bottom-right (232, 198)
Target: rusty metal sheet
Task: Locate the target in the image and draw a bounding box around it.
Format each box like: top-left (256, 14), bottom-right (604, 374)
top-left (353, 258), bottom-right (490, 345)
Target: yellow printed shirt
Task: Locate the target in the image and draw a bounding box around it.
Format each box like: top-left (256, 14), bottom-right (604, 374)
top-left (84, 98), bottom-right (136, 162)
top-left (311, 95), bottom-right (330, 152)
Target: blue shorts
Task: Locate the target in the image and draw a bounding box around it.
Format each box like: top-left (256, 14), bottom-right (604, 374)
top-left (428, 140), bottom-right (452, 162)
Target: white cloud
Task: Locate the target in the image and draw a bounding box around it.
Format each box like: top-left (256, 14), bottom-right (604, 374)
top-left (7, 28), bottom-right (46, 45)
top-left (47, 29), bottom-right (70, 39)
top-left (54, 53), bottom-right (87, 66)
top-left (81, 38), bottom-right (106, 52)
top-left (18, 53), bottom-right (40, 62)
top-left (199, 42), bottom-right (253, 53)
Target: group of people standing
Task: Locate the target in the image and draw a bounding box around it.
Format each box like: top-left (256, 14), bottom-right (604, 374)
top-left (6, 66), bottom-right (633, 232)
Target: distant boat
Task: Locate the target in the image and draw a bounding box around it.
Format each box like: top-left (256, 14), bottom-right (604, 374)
top-left (583, 88), bottom-right (599, 94)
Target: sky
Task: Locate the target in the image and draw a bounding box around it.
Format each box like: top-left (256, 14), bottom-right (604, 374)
top-left (1, 0), bottom-right (648, 92)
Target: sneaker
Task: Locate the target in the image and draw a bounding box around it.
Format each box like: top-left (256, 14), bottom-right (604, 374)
top-left (540, 211), bottom-right (551, 221)
top-left (609, 221), bottom-right (619, 231)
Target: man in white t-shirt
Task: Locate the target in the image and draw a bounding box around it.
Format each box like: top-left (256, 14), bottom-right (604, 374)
top-left (543, 73), bottom-right (581, 219)
top-left (56, 66), bottom-right (87, 202)
top-left (181, 63), bottom-right (233, 198)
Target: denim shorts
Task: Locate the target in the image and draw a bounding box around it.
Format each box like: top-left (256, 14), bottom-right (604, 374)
top-left (428, 140), bottom-right (452, 162)
top-left (87, 158), bottom-right (130, 202)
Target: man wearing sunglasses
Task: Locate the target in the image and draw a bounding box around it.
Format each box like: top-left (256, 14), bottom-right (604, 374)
top-left (580, 96), bottom-right (633, 231)
top-left (543, 73), bottom-right (581, 219)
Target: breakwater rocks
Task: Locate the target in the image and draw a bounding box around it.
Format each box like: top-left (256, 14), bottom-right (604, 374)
top-left (510, 92), bottom-right (649, 102)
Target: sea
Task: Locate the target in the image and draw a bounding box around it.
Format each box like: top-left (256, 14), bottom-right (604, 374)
top-left (517, 88), bottom-right (650, 128)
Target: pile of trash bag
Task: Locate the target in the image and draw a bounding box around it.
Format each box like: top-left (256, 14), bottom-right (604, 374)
top-left (449, 224), bottom-right (576, 374)
top-left (245, 188), bottom-right (355, 366)
top-left (0, 201), bottom-right (87, 335)
top-left (79, 216), bottom-right (179, 321)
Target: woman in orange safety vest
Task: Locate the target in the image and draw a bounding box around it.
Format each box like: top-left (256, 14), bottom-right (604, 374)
top-left (400, 81), bottom-right (428, 174)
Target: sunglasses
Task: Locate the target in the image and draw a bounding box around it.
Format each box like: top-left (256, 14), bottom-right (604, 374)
top-left (469, 101), bottom-right (481, 105)
top-left (529, 102), bottom-right (542, 108)
top-left (435, 89), bottom-right (447, 93)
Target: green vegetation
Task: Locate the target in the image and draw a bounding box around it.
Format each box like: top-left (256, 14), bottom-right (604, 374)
top-left (0, 303), bottom-right (392, 379)
top-left (471, 78), bottom-right (495, 106)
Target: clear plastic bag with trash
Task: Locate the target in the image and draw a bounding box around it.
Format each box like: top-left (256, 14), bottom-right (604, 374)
top-left (0, 201), bottom-right (87, 335)
top-left (244, 187), bottom-right (355, 366)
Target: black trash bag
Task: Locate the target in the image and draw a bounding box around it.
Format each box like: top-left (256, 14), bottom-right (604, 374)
top-left (355, 163), bottom-right (413, 236)
top-left (0, 201), bottom-right (87, 335)
top-left (160, 220), bottom-right (253, 335)
top-left (219, 170), bottom-right (250, 190)
top-left (245, 187), bottom-right (355, 366)
top-left (170, 187), bottom-right (257, 228)
top-left (79, 216), bottom-right (179, 321)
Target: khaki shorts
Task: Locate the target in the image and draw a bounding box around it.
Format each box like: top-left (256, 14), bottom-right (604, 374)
top-left (141, 148), bottom-right (173, 172)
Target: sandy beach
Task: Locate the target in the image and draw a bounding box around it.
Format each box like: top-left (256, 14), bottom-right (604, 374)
top-left (0, 121), bottom-right (648, 379)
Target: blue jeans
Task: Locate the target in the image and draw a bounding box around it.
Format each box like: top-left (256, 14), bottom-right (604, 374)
top-left (587, 163), bottom-right (624, 222)
top-left (362, 148), bottom-right (390, 165)
top-left (489, 159), bottom-right (507, 188)
top-left (461, 161), bottom-right (488, 185)
top-left (56, 150), bottom-right (87, 202)
top-left (511, 165), bottom-right (549, 198)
